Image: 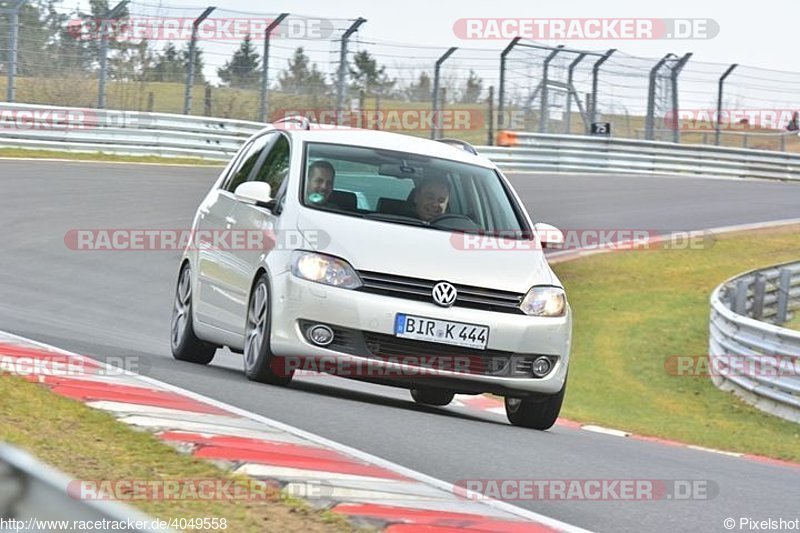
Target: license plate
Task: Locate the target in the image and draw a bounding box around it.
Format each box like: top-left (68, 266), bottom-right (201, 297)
top-left (394, 314), bottom-right (489, 350)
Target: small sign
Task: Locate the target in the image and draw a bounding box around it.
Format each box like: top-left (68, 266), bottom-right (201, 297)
top-left (591, 122), bottom-right (611, 135)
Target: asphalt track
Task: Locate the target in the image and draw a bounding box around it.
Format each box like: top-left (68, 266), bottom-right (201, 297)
top-left (1, 160), bottom-right (799, 532)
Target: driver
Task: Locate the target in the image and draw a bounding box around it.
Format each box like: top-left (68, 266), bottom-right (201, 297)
top-left (411, 175), bottom-right (450, 222)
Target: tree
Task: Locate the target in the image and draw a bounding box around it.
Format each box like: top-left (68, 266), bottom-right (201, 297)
top-left (144, 42), bottom-right (204, 83)
top-left (349, 50), bottom-right (394, 97)
top-left (0, 1), bottom-right (66, 76)
top-left (111, 39), bottom-right (153, 82)
top-left (460, 70), bottom-right (483, 103)
top-left (217, 35), bottom-right (260, 89)
top-left (150, 42), bottom-right (180, 82)
top-left (405, 71), bottom-right (431, 102)
top-left (276, 47), bottom-right (328, 95)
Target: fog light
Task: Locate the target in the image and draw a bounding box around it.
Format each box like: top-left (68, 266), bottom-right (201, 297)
top-left (531, 356), bottom-right (552, 377)
top-left (307, 324), bottom-right (334, 346)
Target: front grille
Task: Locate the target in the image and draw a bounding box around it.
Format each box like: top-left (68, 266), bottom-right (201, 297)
top-left (362, 332), bottom-right (512, 375)
top-left (298, 321), bottom-right (555, 378)
top-left (357, 271), bottom-right (525, 314)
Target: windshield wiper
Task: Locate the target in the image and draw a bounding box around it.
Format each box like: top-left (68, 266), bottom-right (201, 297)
top-left (363, 213), bottom-right (427, 226)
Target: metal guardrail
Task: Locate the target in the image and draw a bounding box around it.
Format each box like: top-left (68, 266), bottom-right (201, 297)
top-left (709, 261), bottom-right (800, 423)
top-left (480, 131), bottom-right (800, 181)
top-left (3, 104), bottom-right (800, 182)
top-left (0, 103), bottom-right (264, 160)
top-left (0, 444), bottom-right (171, 532)
top-left (633, 128), bottom-right (798, 152)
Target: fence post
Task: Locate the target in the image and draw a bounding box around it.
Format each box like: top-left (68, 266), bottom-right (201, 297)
top-left (498, 37), bottom-right (521, 131)
top-left (564, 53), bottom-right (587, 134)
top-left (715, 64), bottom-right (738, 146)
top-left (431, 47), bottom-right (457, 139)
top-left (259, 13), bottom-right (288, 123)
top-left (645, 53), bottom-right (675, 141)
top-left (487, 85), bottom-right (495, 145)
top-left (375, 91), bottom-right (382, 130)
top-left (203, 84), bottom-right (212, 116)
top-left (184, 7), bottom-right (215, 115)
top-left (776, 269), bottom-right (791, 323)
top-left (98, 1), bottom-right (129, 109)
top-left (734, 278), bottom-right (748, 315)
top-left (589, 48), bottom-right (616, 133)
top-left (669, 53), bottom-right (692, 144)
top-left (752, 273), bottom-right (766, 320)
top-left (5, 0), bottom-right (25, 103)
top-left (335, 17), bottom-right (367, 125)
top-left (539, 45), bottom-right (564, 134)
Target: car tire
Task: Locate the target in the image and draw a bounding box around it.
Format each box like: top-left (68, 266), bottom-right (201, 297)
top-left (505, 379), bottom-right (566, 430)
top-left (410, 388), bottom-right (455, 406)
top-left (170, 264), bottom-right (216, 365)
top-left (243, 273), bottom-right (293, 386)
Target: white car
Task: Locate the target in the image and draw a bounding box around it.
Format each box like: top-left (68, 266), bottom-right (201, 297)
top-left (171, 119), bottom-right (572, 429)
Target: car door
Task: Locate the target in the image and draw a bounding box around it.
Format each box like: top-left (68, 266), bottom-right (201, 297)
top-left (194, 132), bottom-right (277, 330)
top-left (224, 133), bottom-right (292, 340)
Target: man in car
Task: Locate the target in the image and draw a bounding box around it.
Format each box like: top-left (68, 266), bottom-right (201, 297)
top-left (305, 160), bottom-right (336, 205)
top-left (411, 175), bottom-right (450, 222)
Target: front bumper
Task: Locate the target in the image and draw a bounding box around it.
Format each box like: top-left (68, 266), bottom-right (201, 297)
top-left (269, 271), bottom-right (571, 396)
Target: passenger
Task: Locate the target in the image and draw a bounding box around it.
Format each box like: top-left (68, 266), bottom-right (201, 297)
top-left (305, 160), bottom-right (336, 205)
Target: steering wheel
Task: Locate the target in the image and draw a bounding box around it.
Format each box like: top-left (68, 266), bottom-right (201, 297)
top-left (429, 213), bottom-right (469, 224)
top-left (428, 213), bottom-right (480, 230)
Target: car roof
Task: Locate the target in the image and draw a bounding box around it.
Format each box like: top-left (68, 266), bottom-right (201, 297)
top-left (260, 125), bottom-right (496, 169)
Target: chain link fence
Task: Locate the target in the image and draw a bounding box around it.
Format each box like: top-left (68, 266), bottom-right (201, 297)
top-left (2, 2), bottom-right (800, 150)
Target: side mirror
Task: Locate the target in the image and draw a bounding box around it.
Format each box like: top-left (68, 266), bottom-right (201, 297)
top-left (234, 182), bottom-right (273, 207)
top-left (534, 222), bottom-right (565, 249)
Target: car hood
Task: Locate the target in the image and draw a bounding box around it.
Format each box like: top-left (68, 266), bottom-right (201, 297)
top-left (296, 209), bottom-right (556, 293)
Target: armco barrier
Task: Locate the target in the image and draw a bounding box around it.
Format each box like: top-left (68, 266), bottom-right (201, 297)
top-left (484, 131), bottom-right (800, 181)
top-left (2, 103), bottom-right (800, 181)
top-left (0, 103), bottom-right (263, 160)
top-left (0, 444), bottom-right (171, 532)
top-left (709, 260), bottom-right (800, 423)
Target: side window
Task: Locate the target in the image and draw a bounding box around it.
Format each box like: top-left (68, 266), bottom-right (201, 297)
top-left (251, 135), bottom-right (290, 194)
top-left (219, 139), bottom-right (252, 189)
top-left (224, 133), bottom-right (275, 193)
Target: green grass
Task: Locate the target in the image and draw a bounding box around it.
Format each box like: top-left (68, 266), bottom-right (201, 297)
top-left (553, 225), bottom-right (800, 461)
top-left (784, 315), bottom-right (800, 331)
top-left (0, 147), bottom-right (223, 166)
top-left (0, 375), bottom-right (357, 532)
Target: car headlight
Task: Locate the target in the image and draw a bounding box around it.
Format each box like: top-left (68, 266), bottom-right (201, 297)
top-left (520, 286), bottom-right (566, 317)
top-left (291, 251), bottom-right (362, 289)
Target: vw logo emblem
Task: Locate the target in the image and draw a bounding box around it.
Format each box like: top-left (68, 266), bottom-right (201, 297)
top-left (432, 282), bottom-right (457, 307)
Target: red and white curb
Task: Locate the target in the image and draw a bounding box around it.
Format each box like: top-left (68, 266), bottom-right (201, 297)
top-left (0, 331), bottom-right (589, 533)
top-left (451, 394), bottom-right (800, 469)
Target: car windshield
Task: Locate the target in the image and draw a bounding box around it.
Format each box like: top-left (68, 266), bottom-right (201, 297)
top-left (301, 142), bottom-right (530, 236)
